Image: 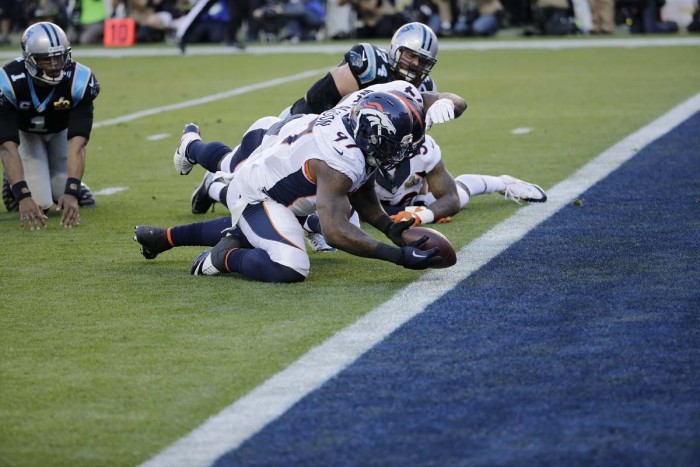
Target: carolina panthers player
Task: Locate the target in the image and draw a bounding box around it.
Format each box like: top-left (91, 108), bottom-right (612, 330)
top-left (139, 92), bottom-right (446, 283)
top-left (0, 22), bottom-right (100, 229)
top-left (284, 22), bottom-right (439, 117)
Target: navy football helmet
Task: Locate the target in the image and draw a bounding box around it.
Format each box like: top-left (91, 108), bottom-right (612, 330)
top-left (389, 22), bottom-right (438, 86)
top-left (21, 22), bottom-right (72, 86)
top-left (347, 92), bottom-right (418, 171)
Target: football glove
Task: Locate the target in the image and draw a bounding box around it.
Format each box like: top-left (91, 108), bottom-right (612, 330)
top-left (397, 236), bottom-right (442, 270)
top-left (425, 98), bottom-right (456, 131)
top-left (381, 217), bottom-right (414, 246)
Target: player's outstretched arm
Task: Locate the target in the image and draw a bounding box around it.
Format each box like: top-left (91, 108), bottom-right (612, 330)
top-left (313, 160), bottom-right (439, 269)
top-left (0, 141), bottom-right (46, 230)
top-left (56, 136), bottom-right (88, 228)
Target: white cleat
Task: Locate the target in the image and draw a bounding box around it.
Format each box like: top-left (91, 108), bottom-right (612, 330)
top-left (305, 232), bottom-right (336, 253)
top-left (173, 123), bottom-right (201, 175)
top-left (190, 250), bottom-right (221, 275)
top-left (499, 175), bottom-right (547, 204)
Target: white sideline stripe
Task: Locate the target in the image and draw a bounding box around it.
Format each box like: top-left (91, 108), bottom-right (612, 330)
top-left (92, 69), bottom-right (326, 129)
top-left (1, 37), bottom-right (697, 60)
top-left (140, 93), bottom-right (700, 467)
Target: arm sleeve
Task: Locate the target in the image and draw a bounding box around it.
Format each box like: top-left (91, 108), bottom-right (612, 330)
top-left (302, 72), bottom-right (342, 114)
top-left (67, 101), bottom-right (94, 140)
top-left (0, 105), bottom-right (19, 145)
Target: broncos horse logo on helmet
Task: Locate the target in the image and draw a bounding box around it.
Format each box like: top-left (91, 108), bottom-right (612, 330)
top-left (346, 91), bottom-right (422, 171)
top-left (21, 22), bottom-right (72, 86)
top-left (389, 22), bottom-right (438, 86)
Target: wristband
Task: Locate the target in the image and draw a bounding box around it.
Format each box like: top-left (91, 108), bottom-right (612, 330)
top-left (406, 206), bottom-right (435, 224)
top-left (64, 177), bottom-right (81, 198)
top-left (11, 180), bottom-right (32, 201)
top-left (375, 242), bottom-right (402, 264)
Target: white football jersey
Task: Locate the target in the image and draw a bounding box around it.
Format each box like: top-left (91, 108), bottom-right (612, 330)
top-left (230, 110), bottom-right (372, 217)
top-left (337, 81), bottom-right (425, 111)
top-left (374, 134), bottom-right (442, 207)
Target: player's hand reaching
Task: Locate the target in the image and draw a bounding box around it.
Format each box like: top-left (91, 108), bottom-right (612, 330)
top-left (382, 217), bottom-right (414, 246)
top-left (397, 235), bottom-right (442, 270)
top-left (56, 194), bottom-right (81, 228)
top-left (18, 198), bottom-right (47, 230)
top-left (425, 98), bottom-right (456, 131)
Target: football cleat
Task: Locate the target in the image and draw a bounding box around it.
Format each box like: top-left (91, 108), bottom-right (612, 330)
top-left (173, 123), bottom-right (201, 175)
top-left (134, 225), bottom-right (172, 260)
top-left (499, 175), bottom-right (547, 204)
top-left (305, 232), bottom-right (336, 253)
top-left (2, 173), bottom-right (18, 212)
top-left (191, 234), bottom-right (242, 275)
top-left (78, 182), bottom-right (96, 207)
top-left (191, 171), bottom-right (215, 214)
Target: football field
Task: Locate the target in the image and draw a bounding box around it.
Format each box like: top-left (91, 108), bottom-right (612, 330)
top-left (1, 37), bottom-right (699, 466)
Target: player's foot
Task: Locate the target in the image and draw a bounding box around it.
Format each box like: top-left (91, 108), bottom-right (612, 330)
top-left (134, 225), bottom-right (172, 260)
top-left (78, 182), bottom-right (96, 207)
top-left (499, 175), bottom-right (547, 204)
top-left (305, 232), bottom-right (336, 253)
top-left (173, 123), bottom-right (201, 175)
top-left (191, 171), bottom-right (215, 214)
top-left (191, 234), bottom-right (242, 275)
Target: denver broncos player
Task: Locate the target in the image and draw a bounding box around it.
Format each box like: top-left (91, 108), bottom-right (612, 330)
top-left (135, 89), bottom-right (465, 282)
top-left (197, 92), bottom-right (440, 282)
top-left (0, 22), bottom-right (99, 229)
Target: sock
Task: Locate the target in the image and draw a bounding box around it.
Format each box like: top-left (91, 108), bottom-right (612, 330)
top-left (187, 141), bottom-right (232, 173)
top-left (208, 180), bottom-right (227, 204)
top-left (170, 217), bottom-right (232, 247)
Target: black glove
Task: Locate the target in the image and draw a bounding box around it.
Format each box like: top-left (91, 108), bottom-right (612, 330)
top-left (397, 235), bottom-right (442, 270)
top-left (379, 217), bottom-right (414, 246)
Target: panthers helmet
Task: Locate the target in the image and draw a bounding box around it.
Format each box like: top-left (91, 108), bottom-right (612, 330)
top-left (389, 22), bottom-right (438, 86)
top-left (21, 22), bottom-right (72, 86)
top-left (347, 92), bottom-right (417, 171)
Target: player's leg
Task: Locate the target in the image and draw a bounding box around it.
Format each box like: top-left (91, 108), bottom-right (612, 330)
top-left (192, 201), bottom-right (308, 283)
top-left (134, 217), bottom-right (234, 259)
top-left (18, 131), bottom-right (53, 210)
top-left (190, 116), bottom-right (282, 213)
top-left (455, 174), bottom-right (547, 204)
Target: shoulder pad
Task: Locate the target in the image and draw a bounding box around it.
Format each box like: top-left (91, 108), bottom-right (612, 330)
top-left (344, 43), bottom-right (380, 86)
top-left (71, 63), bottom-right (95, 107)
top-left (0, 69), bottom-right (18, 108)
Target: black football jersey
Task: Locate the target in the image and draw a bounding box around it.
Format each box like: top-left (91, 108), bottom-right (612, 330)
top-left (0, 58), bottom-right (100, 144)
top-left (342, 43), bottom-right (436, 93)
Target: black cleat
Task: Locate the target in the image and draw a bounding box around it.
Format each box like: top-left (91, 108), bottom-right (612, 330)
top-left (191, 171), bottom-right (215, 214)
top-left (134, 225), bottom-right (172, 260)
top-left (78, 182), bottom-right (96, 207)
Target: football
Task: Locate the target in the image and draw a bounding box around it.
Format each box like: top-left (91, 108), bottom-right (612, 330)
top-left (401, 226), bottom-right (457, 269)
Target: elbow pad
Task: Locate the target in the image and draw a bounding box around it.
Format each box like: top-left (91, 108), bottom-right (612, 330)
top-left (304, 72), bottom-right (342, 114)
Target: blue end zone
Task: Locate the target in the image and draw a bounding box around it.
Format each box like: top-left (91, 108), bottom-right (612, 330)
top-left (215, 113), bottom-right (700, 465)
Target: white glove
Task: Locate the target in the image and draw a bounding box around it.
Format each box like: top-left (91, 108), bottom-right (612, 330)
top-left (425, 98), bottom-right (456, 131)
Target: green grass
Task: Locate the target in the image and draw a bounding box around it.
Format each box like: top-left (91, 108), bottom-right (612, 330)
top-left (0, 41), bottom-right (698, 466)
